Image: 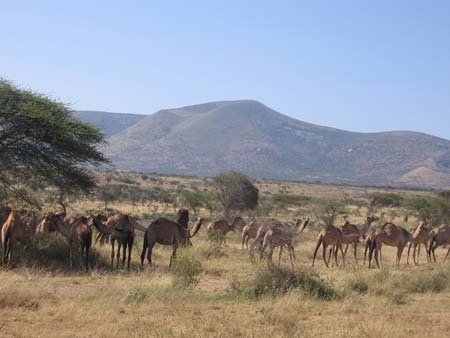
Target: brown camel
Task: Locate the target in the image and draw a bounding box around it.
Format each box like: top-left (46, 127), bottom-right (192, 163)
top-left (39, 212), bottom-right (93, 270)
top-left (340, 216), bottom-right (379, 263)
top-left (407, 222), bottom-right (429, 265)
top-left (242, 218), bottom-right (282, 249)
top-left (249, 218), bottom-right (288, 260)
top-left (95, 213), bottom-right (147, 246)
top-left (260, 218), bottom-right (310, 268)
top-left (368, 223), bottom-right (412, 268)
top-left (207, 216), bottom-right (243, 246)
top-left (1, 210), bottom-right (26, 265)
top-left (428, 225), bottom-right (450, 263)
top-left (90, 213), bottom-right (138, 270)
top-left (0, 206), bottom-right (12, 230)
top-left (140, 217), bottom-right (204, 267)
top-left (312, 223), bottom-right (345, 268)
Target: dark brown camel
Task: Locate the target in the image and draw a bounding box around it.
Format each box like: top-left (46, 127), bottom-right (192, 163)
top-left (140, 217), bottom-right (204, 267)
top-left (368, 223), bottom-right (412, 268)
top-left (39, 212), bottom-right (93, 270)
top-left (1, 210), bottom-right (26, 266)
top-left (90, 213), bottom-right (138, 270)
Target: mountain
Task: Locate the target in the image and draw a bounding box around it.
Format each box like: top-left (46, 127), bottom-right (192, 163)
top-left (75, 101), bottom-right (450, 188)
top-left (73, 110), bottom-right (146, 136)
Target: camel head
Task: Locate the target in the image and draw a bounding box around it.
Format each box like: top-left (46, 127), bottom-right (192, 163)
top-left (188, 217), bottom-right (204, 239)
top-left (37, 211), bottom-right (66, 234)
top-left (295, 218), bottom-right (310, 234)
top-left (366, 216), bottom-right (379, 225)
top-left (230, 216), bottom-right (244, 231)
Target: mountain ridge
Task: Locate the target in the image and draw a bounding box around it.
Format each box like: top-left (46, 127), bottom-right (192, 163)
top-left (73, 100), bottom-right (450, 188)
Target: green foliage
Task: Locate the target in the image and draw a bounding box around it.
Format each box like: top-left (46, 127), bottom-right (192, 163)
top-left (212, 171), bottom-right (259, 216)
top-left (369, 192), bottom-right (404, 208)
top-left (181, 190), bottom-right (217, 214)
top-left (404, 196), bottom-right (450, 224)
top-left (0, 80), bottom-right (107, 204)
top-left (246, 267), bottom-right (339, 301)
top-left (171, 248), bottom-right (203, 289)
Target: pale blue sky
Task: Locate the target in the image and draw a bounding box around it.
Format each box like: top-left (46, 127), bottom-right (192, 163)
top-left (2, 1), bottom-right (449, 139)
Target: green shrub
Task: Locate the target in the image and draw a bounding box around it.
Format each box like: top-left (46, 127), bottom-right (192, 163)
top-left (343, 275), bottom-right (369, 295)
top-left (369, 192), bottom-right (403, 208)
top-left (171, 248), bottom-right (203, 289)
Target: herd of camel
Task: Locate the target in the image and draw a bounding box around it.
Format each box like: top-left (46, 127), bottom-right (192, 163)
top-left (1, 205), bottom-right (450, 271)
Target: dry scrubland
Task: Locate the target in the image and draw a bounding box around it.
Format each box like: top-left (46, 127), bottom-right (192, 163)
top-left (1, 172), bottom-right (450, 338)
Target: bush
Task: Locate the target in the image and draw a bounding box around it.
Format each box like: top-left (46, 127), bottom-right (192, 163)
top-left (247, 267), bottom-right (339, 301)
top-left (171, 248), bottom-right (203, 289)
top-left (343, 275), bottom-right (369, 295)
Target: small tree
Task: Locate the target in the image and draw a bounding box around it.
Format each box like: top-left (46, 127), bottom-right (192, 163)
top-left (211, 171), bottom-right (259, 217)
top-left (311, 198), bottom-right (347, 227)
top-left (404, 196), bottom-right (450, 225)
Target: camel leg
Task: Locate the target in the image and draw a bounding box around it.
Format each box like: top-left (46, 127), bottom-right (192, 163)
top-left (170, 244), bottom-right (178, 267)
top-left (147, 241), bottom-right (154, 267)
top-left (407, 242), bottom-right (412, 265)
top-left (241, 233), bottom-right (247, 250)
top-left (110, 241), bottom-right (115, 270)
top-left (69, 246), bottom-right (73, 269)
top-left (339, 244), bottom-right (345, 267)
top-left (364, 240), bottom-right (370, 265)
top-left (344, 243), bottom-right (349, 257)
top-left (289, 245), bottom-right (295, 270)
top-left (268, 246), bottom-right (274, 267)
top-left (444, 248), bottom-right (450, 262)
top-left (312, 237), bottom-right (322, 267)
top-left (396, 245), bottom-right (405, 267)
top-left (327, 247), bottom-right (333, 267)
top-left (121, 242), bottom-right (127, 268)
top-left (334, 245), bottom-right (339, 267)
top-left (415, 243), bottom-right (419, 265)
top-left (278, 246), bottom-right (283, 266)
top-left (322, 244), bottom-right (329, 268)
top-left (3, 238), bottom-right (9, 265)
top-left (116, 243), bottom-right (121, 269)
top-left (127, 239), bottom-right (133, 270)
top-left (85, 244), bottom-right (90, 271)
top-left (353, 243), bottom-right (358, 264)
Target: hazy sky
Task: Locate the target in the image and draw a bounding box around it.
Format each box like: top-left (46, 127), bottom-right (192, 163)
top-left (2, 1), bottom-right (450, 139)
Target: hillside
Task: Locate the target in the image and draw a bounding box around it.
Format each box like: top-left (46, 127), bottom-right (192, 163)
top-left (73, 110), bottom-right (146, 136)
top-left (75, 101), bottom-right (450, 188)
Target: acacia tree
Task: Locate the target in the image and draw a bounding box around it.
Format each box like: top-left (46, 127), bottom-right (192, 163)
top-left (0, 80), bottom-right (108, 204)
top-left (211, 171), bottom-right (259, 217)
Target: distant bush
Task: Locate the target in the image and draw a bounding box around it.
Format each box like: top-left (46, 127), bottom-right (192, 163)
top-left (246, 267), bottom-right (339, 301)
top-left (404, 196), bottom-right (450, 224)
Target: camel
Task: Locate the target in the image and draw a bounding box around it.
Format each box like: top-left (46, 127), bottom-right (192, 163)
top-left (260, 218), bottom-right (310, 268)
top-left (428, 225), bottom-right (450, 263)
top-left (95, 213), bottom-right (147, 246)
top-left (312, 223), bottom-right (345, 268)
top-left (140, 217), bottom-right (204, 267)
top-left (0, 206), bottom-right (12, 229)
top-left (39, 212), bottom-right (93, 270)
top-left (207, 216), bottom-right (243, 246)
top-left (242, 218), bottom-right (282, 250)
top-left (368, 223), bottom-right (412, 268)
top-left (340, 216), bottom-right (379, 263)
top-left (407, 222), bottom-right (429, 265)
top-left (1, 210), bottom-right (26, 265)
top-left (90, 213), bottom-right (138, 270)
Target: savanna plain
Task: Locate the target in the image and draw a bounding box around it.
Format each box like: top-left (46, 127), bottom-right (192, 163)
top-left (1, 172), bottom-right (450, 338)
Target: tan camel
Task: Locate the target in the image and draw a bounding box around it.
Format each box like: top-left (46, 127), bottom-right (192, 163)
top-left (39, 212), bottom-right (93, 270)
top-left (1, 210), bottom-right (26, 265)
top-left (242, 218), bottom-right (282, 250)
top-left (249, 218), bottom-right (288, 260)
top-left (140, 217), bottom-right (204, 267)
top-left (428, 225), bottom-right (450, 263)
top-left (90, 213), bottom-right (138, 270)
top-left (207, 216), bottom-right (243, 246)
top-left (368, 223), bottom-right (412, 268)
top-left (407, 222), bottom-right (429, 265)
top-left (312, 223), bottom-right (345, 268)
top-left (340, 216), bottom-right (379, 263)
top-left (260, 218), bottom-right (310, 268)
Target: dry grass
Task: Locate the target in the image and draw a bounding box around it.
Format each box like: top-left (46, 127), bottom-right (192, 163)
top-left (1, 173), bottom-right (448, 338)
